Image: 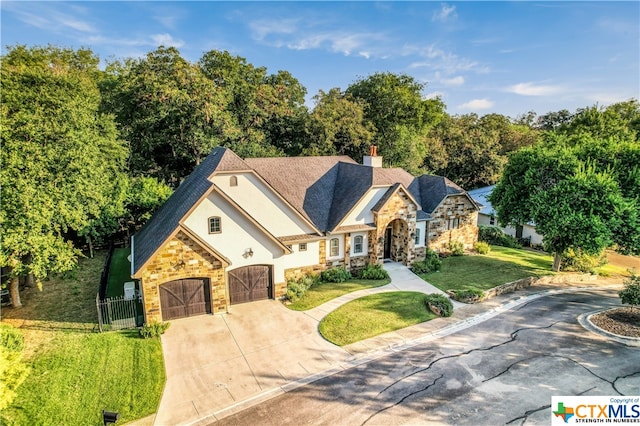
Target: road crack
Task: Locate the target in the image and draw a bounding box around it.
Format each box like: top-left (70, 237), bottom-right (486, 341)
top-left (360, 374), bottom-right (444, 426)
top-left (378, 321), bottom-right (566, 396)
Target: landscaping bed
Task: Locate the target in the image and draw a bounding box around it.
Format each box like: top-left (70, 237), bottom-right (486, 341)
top-left (318, 291), bottom-right (437, 346)
top-left (590, 308), bottom-right (640, 338)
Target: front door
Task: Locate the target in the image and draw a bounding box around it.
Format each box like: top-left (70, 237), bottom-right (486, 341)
top-left (383, 227), bottom-right (392, 259)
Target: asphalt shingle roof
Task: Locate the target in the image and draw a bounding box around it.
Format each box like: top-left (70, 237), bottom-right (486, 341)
top-left (133, 147), bottom-right (475, 274)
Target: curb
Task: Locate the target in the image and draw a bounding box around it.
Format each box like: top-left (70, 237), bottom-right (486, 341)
top-left (194, 285), bottom-right (623, 424)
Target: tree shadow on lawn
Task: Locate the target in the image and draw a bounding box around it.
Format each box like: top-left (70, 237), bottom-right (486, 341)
top-left (1, 251), bottom-right (107, 331)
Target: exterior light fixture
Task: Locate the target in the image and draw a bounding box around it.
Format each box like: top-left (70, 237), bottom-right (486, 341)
top-left (243, 248), bottom-right (254, 258)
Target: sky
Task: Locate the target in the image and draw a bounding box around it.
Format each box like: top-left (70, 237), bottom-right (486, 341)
top-left (2, 1), bottom-right (638, 118)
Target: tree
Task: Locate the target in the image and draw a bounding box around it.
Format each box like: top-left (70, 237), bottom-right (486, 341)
top-left (346, 72), bottom-right (445, 174)
top-left (104, 47), bottom-right (232, 184)
top-left (1, 45), bottom-right (128, 306)
top-left (490, 138), bottom-right (640, 271)
top-left (304, 88), bottom-right (373, 158)
top-left (198, 50), bottom-right (308, 158)
top-left (619, 274), bottom-right (640, 312)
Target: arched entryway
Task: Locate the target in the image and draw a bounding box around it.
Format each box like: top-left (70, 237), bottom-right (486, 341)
top-left (159, 278), bottom-right (211, 321)
top-left (382, 219), bottom-right (411, 263)
top-left (228, 265), bottom-right (273, 305)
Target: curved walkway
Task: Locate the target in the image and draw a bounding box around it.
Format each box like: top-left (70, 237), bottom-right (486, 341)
top-left (303, 261), bottom-right (464, 322)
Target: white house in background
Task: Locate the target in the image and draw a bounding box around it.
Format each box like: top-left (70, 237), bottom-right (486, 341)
top-left (467, 185), bottom-right (543, 247)
top-left (131, 147), bottom-right (479, 323)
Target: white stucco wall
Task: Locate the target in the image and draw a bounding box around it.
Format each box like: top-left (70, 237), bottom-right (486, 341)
top-left (478, 213), bottom-right (543, 246)
top-left (212, 173), bottom-right (316, 237)
top-left (184, 192), bottom-right (321, 284)
top-left (341, 187), bottom-right (390, 226)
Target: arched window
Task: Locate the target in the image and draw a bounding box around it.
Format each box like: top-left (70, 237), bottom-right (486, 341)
top-left (230, 176), bottom-right (238, 187)
top-left (353, 235), bottom-right (363, 254)
top-left (209, 216), bottom-right (221, 233)
top-left (330, 238), bottom-right (339, 257)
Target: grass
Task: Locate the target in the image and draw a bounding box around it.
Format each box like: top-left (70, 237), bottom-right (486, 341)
top-left (421, 246), bottom-right (554, 292)
top-left (0, 251), bottom-right (165, 426)
top-left (106, 247), bottom-right (133, 298)
top-left (286, 278), bottom-right (390, 311)
top-left (318, 292), bottom-right (436, 346)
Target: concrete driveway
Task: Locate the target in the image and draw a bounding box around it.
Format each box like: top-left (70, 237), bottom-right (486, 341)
top-left (154, 300), bottom-right (349, 425)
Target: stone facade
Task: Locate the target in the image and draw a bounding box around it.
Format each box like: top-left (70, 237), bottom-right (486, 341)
top-left (426, 195), bottom-right (479, 253)
top-left (373, 189), bottom-right (418, 266)
top-left (137, 230), bottom-right (227, 323)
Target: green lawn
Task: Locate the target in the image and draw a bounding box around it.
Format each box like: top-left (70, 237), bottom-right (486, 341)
top-left (421, 246), bottom-right (554, 292)
top-left (1, 251), bottom-right (165, 426)
top-left (106, 247), bottom-right (133, 298)
top-left (318, 292), bottom-right (436, 346)
top-left (287, 278), bottom-right (390, 311)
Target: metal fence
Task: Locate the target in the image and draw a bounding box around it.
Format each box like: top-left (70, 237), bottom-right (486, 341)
top-left (96, 294), bottom-right (138, 332)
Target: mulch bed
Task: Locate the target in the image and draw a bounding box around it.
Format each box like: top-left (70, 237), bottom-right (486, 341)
top-left (590, 307), bottom-right (640, 338)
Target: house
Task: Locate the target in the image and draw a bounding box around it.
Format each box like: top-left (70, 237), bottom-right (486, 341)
top-left (131, 147), bottom-right (479, 323)
top-left (467, 185), bottom-right (543, 247)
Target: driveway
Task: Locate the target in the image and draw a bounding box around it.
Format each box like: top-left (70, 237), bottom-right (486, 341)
top-left (154, 300), bottom-right (349, 425)
top-left (211, 288), bottom-right (639, 426)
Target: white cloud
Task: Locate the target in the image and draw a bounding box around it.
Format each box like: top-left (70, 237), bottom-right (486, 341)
top-left (407, 44), bottom-right (488, 75)
top-left (151, 33), bottom-right (185, 48)
top-left (507, 82), bottom-right (563, 96)
top-left (458, 98), bottom-right (494, 110)
top-left (4, 2), bottom-right (96, 33)
top-left (440, 75), bottom-right (464, 86)
top-left (249, 18), bottom-right (299, 40)
top-left (432, 3), bottom-right (457, 23)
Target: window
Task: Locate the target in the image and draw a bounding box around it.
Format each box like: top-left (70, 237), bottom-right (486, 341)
top-left (447, 217), bottom-right (460, 230)
top-left (414, 228), bottom-right (421, 246)
top-left (229, 176), bottom-right (238, 186)
top-left (330, 238), bottom-right (339, 257)
top-left (209, 216), bottom-right (221, 233)
top-left (353, 235), bottom-right (363, 254)
top-left (299, 243), bottom-right (307, 251)
top-left (489, 215), bottom-right (496, 225)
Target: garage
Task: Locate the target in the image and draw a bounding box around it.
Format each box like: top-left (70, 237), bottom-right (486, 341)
top-left (228, 265), bottom-right (272, 304)
top-left (160, 278), bottom-right (211, 321)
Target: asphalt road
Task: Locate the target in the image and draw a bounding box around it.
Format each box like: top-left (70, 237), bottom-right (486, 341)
top-left (210, 289), bottom-right (639, 426)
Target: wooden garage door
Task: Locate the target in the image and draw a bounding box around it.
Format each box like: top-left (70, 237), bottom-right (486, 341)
top-left (160, 278), bottom-right (211, 321)
top-left (228, 265), bottom-right (272, 305)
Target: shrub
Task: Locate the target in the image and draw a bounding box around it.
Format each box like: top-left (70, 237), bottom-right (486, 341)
top-left (139, 321), bottom-right (170, 339)
top-left (321, 266), bottom-right (352, 283)
top-left (619, 274), bottom-right (640, 311)
top-left (474, 241), bottom-right (491, 255)
top-left (450, 288), bottom-right (485, 303)
top-left (411, 250), bottom-right (442, 274)
top-left (449, 241), bottom-right (464, 256)
top-left (285, 274), bottom-right (319, 302)
top-left (424, 294), bottom-right (453, 317)
top-left (0, 324), bottom-right (29, 410)
top-left (359, 263), bottom-right (389, 280)
top-left (560, 248), bottom-right (607, 274)
top-left (478, 225), bottom-right (521, 248)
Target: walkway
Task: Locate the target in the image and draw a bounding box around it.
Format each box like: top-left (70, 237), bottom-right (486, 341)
top-left (303, 261), bottom-right (464, 322)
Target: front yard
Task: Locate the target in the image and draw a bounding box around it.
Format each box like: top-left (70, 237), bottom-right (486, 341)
top-left (286, 277), bottom-right (390, 311)
top-left (0, 251), bottom-right (165, 426)
top-left (420, 246), bottom-right (554, 292)
top-left (319, 292), bottom-right (437, 346)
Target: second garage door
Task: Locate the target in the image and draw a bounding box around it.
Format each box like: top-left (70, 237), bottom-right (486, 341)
top-left (228, 265), bottom-right (272, 305)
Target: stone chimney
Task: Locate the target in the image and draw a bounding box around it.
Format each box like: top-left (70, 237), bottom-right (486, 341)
top-left (363, 145), bottom-right (383, 167)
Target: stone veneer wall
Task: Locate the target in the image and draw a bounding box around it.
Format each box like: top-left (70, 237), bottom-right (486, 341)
top-left (427, 195), bottom-right (479, 253)
top-left (373, 190), bottom-right (418, 266)
top-left (282, 239), bottom-right (328, 298)
top-left (138, 230), bottom-right (227, 323)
